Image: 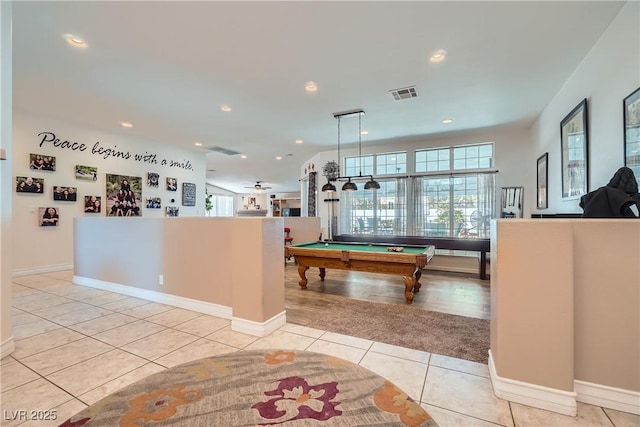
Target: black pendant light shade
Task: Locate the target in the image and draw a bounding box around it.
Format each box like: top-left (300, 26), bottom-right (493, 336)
top-left (322, 181), bottom-right (337, 192)
top-left (364, 178), bottom-right (380, 190)
top-left (342, 179), bottom-right (357, 191)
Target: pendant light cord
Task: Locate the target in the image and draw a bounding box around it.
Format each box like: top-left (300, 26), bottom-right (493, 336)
top-left (358, 112), bottom-right (362, 177)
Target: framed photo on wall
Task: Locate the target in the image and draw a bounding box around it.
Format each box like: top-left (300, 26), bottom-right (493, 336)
top-left (560, 98), bottom-right (589, 198)
top-left (30, 154), bottom-right (56, 171)
top-left (536, 153), bottom-right (548, 209)
top-left (16, 176), bottom-right (44, 193)
top-left (623, 87), bottom-right (640, 179)
top-left (500, 187), bottom-right (524, 218)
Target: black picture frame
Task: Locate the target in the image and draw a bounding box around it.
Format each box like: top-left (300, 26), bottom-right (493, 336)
top-left (560, 98), bottom-right (589, 198)
top-left (536, 153), bottom-right (548, 209)
top-left (623, 87), bottom-right (640, 178)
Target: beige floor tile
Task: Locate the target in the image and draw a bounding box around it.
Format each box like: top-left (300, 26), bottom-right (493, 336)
top-left (20, 337), bottom-right (114, 376)
top-left (144, 308), bottom-right (203, 327)
top-left (22, 278), bottom-right (72, 291)
top-left (205, 326), bottom-right (259, 348)
top-left (12, 328), bottom-right (86, 360)
top-left (120, 328), bottom-right (200, 360)
top-left (319, 331), bottom-right (373, 350)
top-left (12, 293), bottom-right (72, 312)
top-left (279, 323), bottom-right (326, 338)
top-left (359, 351), bottom-right (428, 402)
top-left (45, 307), bottom-right (113, 326)
top-left (67, 312), bottom-right (138, 336)
top-left (81, 292), bottom-right (130, 307)
top-left (10, 311), bottom-right (41, 327)
top-left (171, 315), bottom-right (230, 337)
top-left (422, 404), bottom-right (505, 427)
top-left (430, 353), bottom-right (489, 378)
top-left (11, 275), bottom-right (57, 285)
top-left (511, 402), bottom-right (614, 427)
top-left (42, 284), bottom-right (103, 298)
top-left (0, 359), bottom-right (40, 392)
top-left (0, 378), bottom-right (73, 427)
top-left (46, 349), bottom-right (148, 396)
top-left (30, 301), bottom-right (95, 318)
top-left (78, 362), bottom-right (166, 405)
top-left (602, 407), bottom-right (640, 427)
top-left (18, 398), bottom-right (87, 427)
top-left (98, 296), bottom-right (153, 311)
top-left (125, 302), bottom-right (175, 318)
top-left (42, 270), bottom-right (74, 281)
top-left (243, 329), bottom-right (317, 351)
top-left (422, 366), bottom-right (513, 427)
top-left (92, 320), bottom-right (166, 347)
top-left (305, 339), bottom-right (367, 364)
top-left (155, 338), bottom-right (238, 368)
top-left (11, 284), bottom-right (40, 298)
top-left (12, 318), bottom-right (62, 340)
top-left (370, 341), bottom-right (431, 364)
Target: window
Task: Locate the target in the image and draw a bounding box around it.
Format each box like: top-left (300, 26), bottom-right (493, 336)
top-left (376, 152), bottom-right (407, 175)
top-left (344, 155), bottom-right (374, 177)
top-left (338, 142), bottom-right (495, 239)
top-left (209, 194), bottom-right (234, 217)
top-left (416, 148), bottom-right (450, 172)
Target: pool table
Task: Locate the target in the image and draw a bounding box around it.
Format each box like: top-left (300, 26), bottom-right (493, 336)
top-left (285, 241), bottom-right (435, 304)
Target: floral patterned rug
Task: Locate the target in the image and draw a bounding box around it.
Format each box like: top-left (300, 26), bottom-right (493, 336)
top-left (59, 350), bottom-right (439, 426)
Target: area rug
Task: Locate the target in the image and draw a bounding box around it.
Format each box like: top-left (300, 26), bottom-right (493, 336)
top-left (285, 291), bottom-right (489, 364)
top-left (59, 350), bottom-right (439, 426)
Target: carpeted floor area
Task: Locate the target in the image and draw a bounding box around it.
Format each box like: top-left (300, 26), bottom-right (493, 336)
top-left (60, 350), bottom-right (439, 426)
top-left (285, 290), bottom-right (489, 364)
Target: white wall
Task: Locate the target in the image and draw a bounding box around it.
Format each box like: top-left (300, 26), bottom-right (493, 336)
top-left (531, 1), bottom-right (640, 214)
top-left (305, 126), bottom-right (532, 235)
top-left (0, 0), bottom-right (14, 357)
top-left (12, 112), bottom-right (206, 274)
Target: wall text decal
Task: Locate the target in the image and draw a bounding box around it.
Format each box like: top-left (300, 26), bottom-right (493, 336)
top-left (37, 131), bottom-right (195, 171)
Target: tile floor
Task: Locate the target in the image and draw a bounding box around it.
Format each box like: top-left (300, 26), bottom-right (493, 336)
top-left (1, 270), bottom-right (638, 427)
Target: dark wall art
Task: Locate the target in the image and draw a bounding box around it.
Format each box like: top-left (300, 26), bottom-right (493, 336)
top-left (30, 153), bottom-right (56, 171)
top-left (16, 176), bottom-right (44, 193)
top-left (106, 174), bottom-right (142, 216)
top-left (182, 182), bottom-right (196, 206)
top-left (624, 87), bottom-right (640, 179)
top-left (84, 196), bottom-right (102, 213)
top-left (147, 172), bottom-right (160, 188)
top-left (146, 197), bottom-right (162, 209)
top-left (53, 186), bottom-right (77, 201)
top-left (560, 98), bottom-right (589, 198)
top-left (39, 207), bottom-right (59, 227)
top-left (166, 177), bottom-right (177, 191)
top-left (76, 165), bottom-right (98, 181)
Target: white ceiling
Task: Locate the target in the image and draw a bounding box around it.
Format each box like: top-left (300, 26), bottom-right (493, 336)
top-left (12, 1), bottom-right (625, 194)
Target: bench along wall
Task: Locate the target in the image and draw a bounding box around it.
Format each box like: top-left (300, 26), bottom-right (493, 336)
top-left (490, 219), bottom-right (639, 416)
top-left (74, 217), bottom-right (286, 335)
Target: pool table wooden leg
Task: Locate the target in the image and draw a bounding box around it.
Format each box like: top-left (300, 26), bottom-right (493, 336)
top-left (319, 267), bottom-right (326, 281)
top-left (297, 265), bottom-right (309, 289)
top-left (413, 268), bottom-right (423, 293)
top-left (402, 276), bottom-right (415, 304)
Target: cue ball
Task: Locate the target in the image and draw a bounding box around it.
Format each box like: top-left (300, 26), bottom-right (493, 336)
top-left (325, 243), bottom-right (329, 246)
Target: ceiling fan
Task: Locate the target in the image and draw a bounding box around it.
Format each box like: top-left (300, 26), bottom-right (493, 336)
top-left (245, 181), bottom-right (272, 191)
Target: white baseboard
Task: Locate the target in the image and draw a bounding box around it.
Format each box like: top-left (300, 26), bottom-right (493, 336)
top-left (1, 336), bottom-right (15, 358)
top-left (232, 311), bottom-right (287, 337)
top-left (13, 264), bottom-right (73, 277)
top-left (575, 380), bottom-right (640, 415)
top-left (489, 350), bottom-right (577, 416)
top-left (73, 276), bottom-right (232, 319)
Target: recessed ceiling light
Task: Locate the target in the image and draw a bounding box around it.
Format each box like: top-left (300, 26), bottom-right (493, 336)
top-left (221, 105), bottom-right (232, 112)
top-left (305, 81), bottom-right (318, 92)
top-left (442, 118), bottom-right (453, 124)
top-left (194, 142), bottom-right (203, 147)
top-left (429, 49), bottom-right (447, 63)
top-left (361, 130), bottom-right (369, 135)
top-left (296, 139), bottom-right (303, 144)
top-left (276, 156), bottom-right (283, 160)
top-left (64, 34), bottom-right (87, 48)
top-left (121, 122), bottom-right (133, 128)
top-left (240, 154), bottom-right (247, 159)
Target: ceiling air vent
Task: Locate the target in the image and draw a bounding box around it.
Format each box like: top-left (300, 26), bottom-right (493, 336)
top-left (389, 86), bottom-right (417, 101)
top-left (204, 146), bottom-right (241, 156)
